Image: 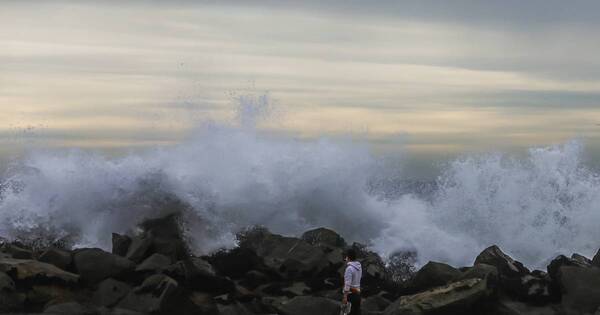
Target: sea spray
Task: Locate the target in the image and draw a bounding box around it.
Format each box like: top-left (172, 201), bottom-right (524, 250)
top-left (1, 94), bottom-right (599, 268)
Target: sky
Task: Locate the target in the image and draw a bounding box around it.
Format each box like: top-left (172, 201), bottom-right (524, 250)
top-left (2, 0), bottom-right (600, 173)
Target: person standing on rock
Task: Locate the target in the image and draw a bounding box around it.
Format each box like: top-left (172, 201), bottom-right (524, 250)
top-left (342, 248), bottom-right (362, 315)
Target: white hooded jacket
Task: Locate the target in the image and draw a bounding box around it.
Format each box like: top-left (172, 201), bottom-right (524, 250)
top-left (343, 261), bottom-right (362, 293)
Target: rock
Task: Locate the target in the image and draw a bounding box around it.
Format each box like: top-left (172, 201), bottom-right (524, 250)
top-left (0, 257), bottom-right (79, 284)
top-left (165, 257), bottom-right (234, 294)
top-left (383, 278), bottom-right (492, 315)
top-left (135, 253), bottom-right (171, 273)
top-left (410, 261), bottom-right (462, 292)
top-left (301, 228), bottom-right (346, 248)
top-left (571, 253), bottom-right (592, 266)
top-left (276, 295), bottom-right (340, 315)
top-left (217, 302), bottom-right (255, 315)
top-left (474, 246), bottom-right (529, 278)
top-left (74, 248), bottom-right (135, 284)
top-left (125, 236), bottom-right (152, 263)
top-left (239, 270), bottom-right (270, 289)
top-left (207, 247), bottom-right (266, 279)
top-left (140, 214), bottom-right (189, 262)
top-left (1, 244), bottom-right (33, 259)
top-left (117, 274), bottom-right (179, 314)
top-left (591, 248), bottom-right (600, 268)
top-left (44, 302), bottom-right (97, 315)
top-left (557, 266), bottom-right (600, 314)
top-left (240, 229), bottom-right (329, 279)
top-left (188, 291), bottom-right (218, 314)
top-left (362, 295), bottom-right (392, 312)
top-left (38, 248), bottom-right (72, 271)
top-left (492, 298), bottom-right (562, 315)
top-left (517, 271), bottom-right (555, 305)
top-left (0, 271), bottom-right (23, 312)
top-left (92, 278), bottom-right (131, 307)
top-left (112, 234), bottom-right (132, 257)
top-left (281, 282), bottom-right (311, 297)
top-left (547, 255), bottom-right (590, 281)
top-left (27, 284), bottom-right (76, 308)
top-left (456, 264), bottom-right (498, 284)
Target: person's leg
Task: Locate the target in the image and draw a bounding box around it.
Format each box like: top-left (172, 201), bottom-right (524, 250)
top-left (348, 293), bottom-right (361, 315)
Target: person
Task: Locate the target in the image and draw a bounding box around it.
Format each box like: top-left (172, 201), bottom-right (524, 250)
top-left (342, 248), bottom-right (362, 315)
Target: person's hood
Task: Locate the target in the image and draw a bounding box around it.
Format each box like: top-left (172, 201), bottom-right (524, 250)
top-left (347, 261), bottom-right (362, 271)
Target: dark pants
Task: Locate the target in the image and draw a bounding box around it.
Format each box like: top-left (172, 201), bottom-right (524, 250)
top-left (348, 292), bottom-right (361, 315)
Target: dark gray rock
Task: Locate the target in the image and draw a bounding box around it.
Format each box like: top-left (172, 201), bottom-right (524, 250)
top-left (140, 214), bottom-right (189, 262)
top-left (117, 274), bottom-right (179, 314)
top-left (165, 257), bottom-right (234, 294)
top-left (456, 263), bottom-right (498, 284)
top-left (0, 271), bottom-right (23, 312)
top-left (592, 248), bottom-right (600, 268)
top-left (125, 236), bottom-right (152, 263)
top-left (0, 257), bottom-right (79, 284)
top-left (301, 227), bottom-right (346, 248)
top-left (74, 248), bottom-right (135, 284)
top-left (1, 244), bottom-right (33, 259)
top-left (557, 266), bottom-right (600, 315)
top-left (92, 278), bottom-right (131, 307)
top-left (547, 254), bottom-right (590, 281)
top-left (112, 233), bottom-right (132, 257)
top-left (410, 261), bottom-right (462, 292)
top-left (362, 294), bottom-right (392, 313)
top-left (38, 248), bottom-right (72, 271)
top-left (44, 302), bottom-right (98, 315)
top-left (276, 295), bottom-right (340, 315)
top-left (383, 278), bottom-right (492, 315)
top-left (474, 245), bottom-right (529, 278)
top-left (135, 253), bottom-right (171, 273)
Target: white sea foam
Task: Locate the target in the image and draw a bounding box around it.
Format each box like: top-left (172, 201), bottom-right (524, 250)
top-left (1, 95), bottom-right (599, 268)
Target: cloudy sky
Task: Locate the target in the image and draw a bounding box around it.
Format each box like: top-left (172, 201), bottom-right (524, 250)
top-left (2, 0), bottom-right (600, 169)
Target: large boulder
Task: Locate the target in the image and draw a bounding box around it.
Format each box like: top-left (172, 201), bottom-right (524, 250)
top-left (456, 263), bottom-right (498, 284)
top-left (92, 278), bottom-right (131, 307)
top-left (38, 248), bottom-right (72, 271)
top-left (112, 234), bottom-right (132, 257)
top-left (125, 235), bottom-right (152, 263)
top-left (139, 214), bottom-right (189, 262)
top-left (547, 254), bottom-right (591, 281)
top-left (73, 248), bottom-right (135, 284)
top-left (301, 228), bottom-right (346, 248)
top-left (1, 244), bottom-right (33, 259)
top-left (207, 247), bottom-right (266, 279)
top-left (240, 229), bottom-right (329, 279)
top-left (43, 302), bottom-right (97, 315)
top-left (0, 257), bottom-right (79, 285)
top-left (164, 257), bottom-right (234, 294)
top-left (383, 278), bottom-right (492, 315)
top-left (557, 266), bottom-right (600, 315)
top-left (362, 294), bottom-right (392, 313)
top-left (135, 253), bottom-right (171, 273)
top-left (410, 261), bottom-right (462, 292)
top-left (0, 271), bottom-right (24, 312)
top-left (591, 248), bottom-right (600, 268)
top-left (474, 246), bottom-right (529, 278)
top-left (117, 274), bottom-right (179, 314)
top-left (275, 295), bottom-right (340, 315)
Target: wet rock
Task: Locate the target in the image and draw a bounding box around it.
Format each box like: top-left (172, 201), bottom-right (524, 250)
top-left (240, 229), bottom-right (329, 279)
top-left (92, 278), bottom-right (131, 307)
top-left (188, 291), bottom-right (218, 314)
top-left (217, 302), bottom-right (255, 315)
top-left (571, 253), bottom-right (592, 266)
top-left (456, 263), bottom-right (498, 284)
top-left (140, 214), bottom-right (189, 262)
top-left (410, 261), bottom-right (462, 292)
top-left (492, 298), bottom-right (562, 315)
top-left (383, 278), bottom-right (492, 315)
top-left (362, 294), bottom-right (392, 313)
top-left (112, 234), bottom-right (132, 257)
top-left (44, 301), bottom-right (98, 315)
top-left (135, 253), bottom-right (171, 273)
top-left (207, 247), bottom-right (266, 279)
top-left (0, 271), bottom-right (24, 312)
top-left (74, 248), bottom-right (135, 284)
top-left (0, 257), bottom-right (79, 285)
top-left (239, 270), bottom-right (270, 289)
top-left (125, 235), bottom-right (152, 264)
top-left (275, 295), bottom-right (340, 315)
top-left (1, 244), bottom-right (33, 259)
top-left (27, 284), bottom-right (77, 308)
top-left (557, 266), bottom-right (600, 315)
top-left (38, 247), bottom-right (72, 271)
top-left (547, 254), bottom-right (590, 281)
top-left (281, 282), bottom-right (311, 297)
top-left (517, 271), bottom-right (555, 305)
top-left (474, 246), bottom-right (529, 278)
top-left (592, 248), bottom-right (600, 268)
top-left (301, 227), bottom-right (346, 248)
top-left (117, 274), bottom-right (179, 314)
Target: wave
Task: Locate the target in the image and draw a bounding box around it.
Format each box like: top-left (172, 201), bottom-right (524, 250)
top-left (1, 94), bottom-right (599, 268)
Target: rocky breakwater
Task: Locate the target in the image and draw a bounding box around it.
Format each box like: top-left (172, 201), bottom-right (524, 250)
top-left (1, 215), bottom-right (600, 315)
